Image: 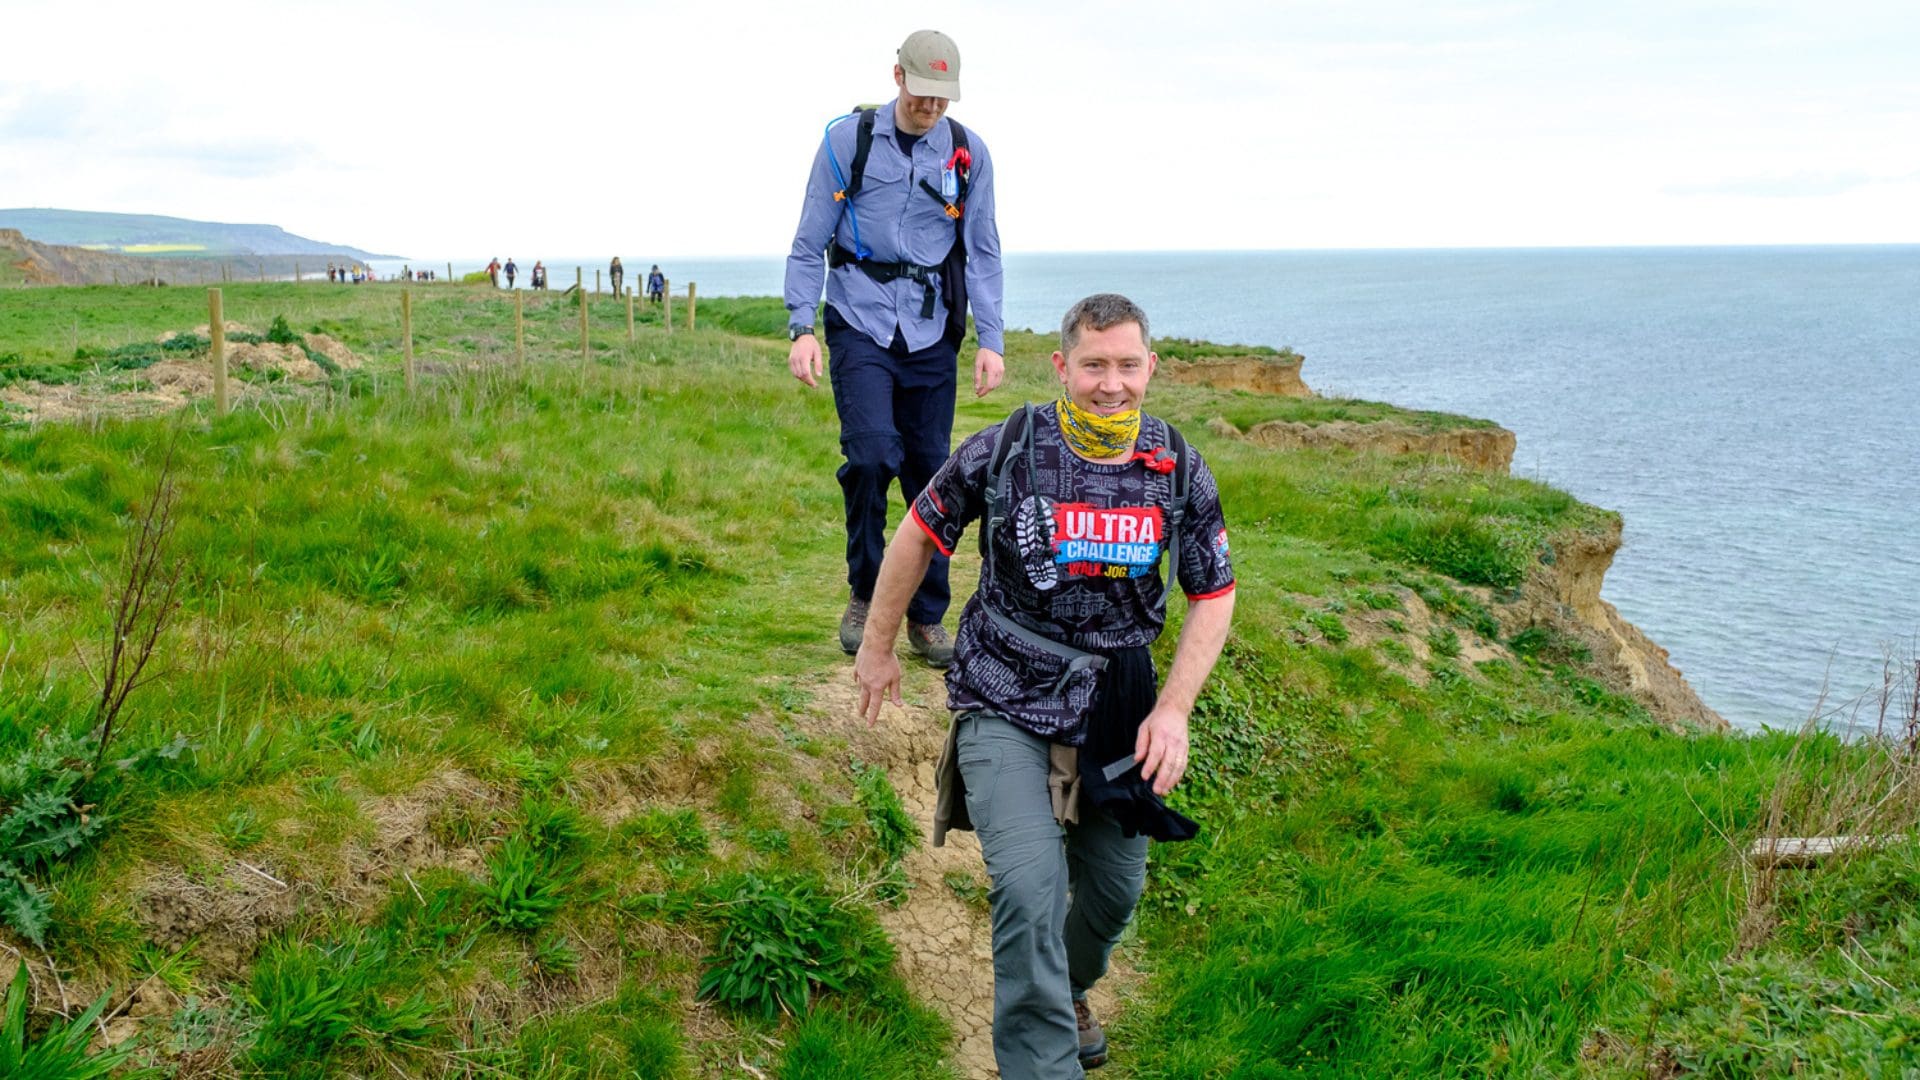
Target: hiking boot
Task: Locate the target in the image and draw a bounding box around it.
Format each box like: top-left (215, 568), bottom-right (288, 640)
top-left (839, 596), bottom-right (870, 655)
top-left (1074, 997), bottom-right (1108, 1069)
top-left (906, 622), bottom-right (954, 669)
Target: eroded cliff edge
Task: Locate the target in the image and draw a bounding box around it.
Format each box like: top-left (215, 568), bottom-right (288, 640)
top-left (1186, 351), bottom-right (1726, 732)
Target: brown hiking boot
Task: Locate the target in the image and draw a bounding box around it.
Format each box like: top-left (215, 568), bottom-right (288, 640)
top-left (906, 622), bottom-right (954, 669)
top-left (839, 596), bottom-right (870, 655)
top-left (1074, 997), bottom-right (1108, 1069)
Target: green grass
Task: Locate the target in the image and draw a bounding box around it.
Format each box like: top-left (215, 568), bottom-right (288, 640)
top-left (1155, 336), bottom-right (1293, 361)
top-left (0, 281), bottom-right (1911, 1076)
top-left (1219, 394), bottom-right (1505, 434)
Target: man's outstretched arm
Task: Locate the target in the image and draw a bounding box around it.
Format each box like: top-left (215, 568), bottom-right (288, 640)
top-left (853, 518), bottom-right (940, 725)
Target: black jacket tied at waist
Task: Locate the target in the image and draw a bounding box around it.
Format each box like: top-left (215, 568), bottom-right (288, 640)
top-left (1078, 645), bottom-right (1199, 843)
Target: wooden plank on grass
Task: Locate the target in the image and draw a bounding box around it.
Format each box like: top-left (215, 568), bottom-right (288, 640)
top-left (1748, 835), bottom-right (1892, 867)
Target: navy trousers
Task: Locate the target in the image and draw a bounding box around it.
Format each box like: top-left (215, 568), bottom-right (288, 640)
top-left (825, 306), bottom-right (954, 625)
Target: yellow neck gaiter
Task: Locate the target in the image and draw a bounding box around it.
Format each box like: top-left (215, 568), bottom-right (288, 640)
top-left (1056, 397), bottom-right (1141, 460)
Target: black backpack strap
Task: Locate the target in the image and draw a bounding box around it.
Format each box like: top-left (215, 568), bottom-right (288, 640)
top-left (981, 403), bottom-right (1036, 593)
top-left (1164, 422), bottom-right (1190, 589)
top-left (841, 107), bottom-right (878, 203)
top-left (948, 117), bottom-right (971, 207)
top-left (916, 117), bottom-right (972, 219)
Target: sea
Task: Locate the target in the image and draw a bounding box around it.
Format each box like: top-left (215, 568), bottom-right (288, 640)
top-left (370, 248), bottom-right (1920, 734)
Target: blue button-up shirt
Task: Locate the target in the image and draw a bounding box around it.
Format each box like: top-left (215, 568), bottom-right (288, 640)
top-left (784, 105), bottom-right (1004, 355)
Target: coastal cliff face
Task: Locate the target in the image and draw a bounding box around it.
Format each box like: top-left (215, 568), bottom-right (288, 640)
top-left (1159, 355), bottom-right (1313, 397)
top-left (4, 228), bottom-right (193, 285)
top-left (1503, 518), bottom-right (1729, 732)
top-left (1243, 419), bottom-right (1518, 473)
top-left (1, 229), bottom-right (336, 285)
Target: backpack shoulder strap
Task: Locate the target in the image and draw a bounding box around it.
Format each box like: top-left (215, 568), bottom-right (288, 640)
top-left (981, 404), bottom-right (1036, 592)
top-left (1160, 420), bottom-right (1191, 593)
top-left (841, 107), bottom-right (878, 202)
top-left (947, 117), bottom-right (971, 206)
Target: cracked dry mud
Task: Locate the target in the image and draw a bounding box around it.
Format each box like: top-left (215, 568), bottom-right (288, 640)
top-left (804, 668), bottom-right (1140, 1080)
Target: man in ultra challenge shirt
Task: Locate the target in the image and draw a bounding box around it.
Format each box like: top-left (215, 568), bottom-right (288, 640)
top-left (856, 294), bottom-right (1235, 1078)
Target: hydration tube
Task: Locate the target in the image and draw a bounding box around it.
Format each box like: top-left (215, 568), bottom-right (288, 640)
top-left (822, 112), bottom-right (872, 261)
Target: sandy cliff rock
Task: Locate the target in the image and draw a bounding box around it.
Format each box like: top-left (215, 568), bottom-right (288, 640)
top-left (1242, 418), bottom-right (1517, 473)
top-left (1504, 517), bottom-right (1728, 732)
top-left (1159, 354), bottom-right (1314, 397)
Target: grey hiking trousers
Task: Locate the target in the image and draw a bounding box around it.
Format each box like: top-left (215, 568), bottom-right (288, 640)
top-left (955, 710), bottom-right (1150, 1080)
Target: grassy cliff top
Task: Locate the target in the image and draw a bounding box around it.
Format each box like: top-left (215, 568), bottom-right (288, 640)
top-left (1, 284), bottom-right (1913, 1078)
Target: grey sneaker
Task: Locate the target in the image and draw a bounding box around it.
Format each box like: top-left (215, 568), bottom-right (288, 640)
top-left (839, 596), bottom-right (870, 655)
top-left (1074, 997), bottom-right (1108, 1069)
top-left (906, 622), bottom-right (954, 669)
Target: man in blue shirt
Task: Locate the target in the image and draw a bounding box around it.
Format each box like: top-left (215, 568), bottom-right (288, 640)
top-left (785, 28), bottom-right (1005, 668)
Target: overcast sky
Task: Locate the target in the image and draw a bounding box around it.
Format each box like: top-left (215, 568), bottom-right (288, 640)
top-left (2, 0), bottom-right (1916, 257)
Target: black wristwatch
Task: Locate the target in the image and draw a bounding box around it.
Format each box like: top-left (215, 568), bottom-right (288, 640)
top-left (789, 323), bottom-right (815, 342)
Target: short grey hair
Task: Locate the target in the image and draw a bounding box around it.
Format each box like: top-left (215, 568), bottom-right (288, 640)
top-left (1060, 293), bottom-right (1151, 358)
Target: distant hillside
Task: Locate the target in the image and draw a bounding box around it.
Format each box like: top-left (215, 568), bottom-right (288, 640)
top-left (0, 209), bottom-right (395, 260)
top-left (2, 229), bottom-right (370, 287)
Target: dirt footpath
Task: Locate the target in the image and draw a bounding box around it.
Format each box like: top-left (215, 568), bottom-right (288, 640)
top-left (803, 667), bottom-right (1140, 1080)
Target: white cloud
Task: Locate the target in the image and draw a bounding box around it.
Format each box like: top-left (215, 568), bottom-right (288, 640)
top-left (0, 0), bottom-right (1915, 255)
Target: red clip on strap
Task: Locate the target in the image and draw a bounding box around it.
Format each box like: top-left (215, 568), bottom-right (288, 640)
top-left (1132, 447), bottom-right (1177, 474)
top-left (947, 147), bottom-right (972, 171)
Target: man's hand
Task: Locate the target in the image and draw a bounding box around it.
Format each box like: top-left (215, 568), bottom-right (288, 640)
top-left (973, 348), bottom-right (1004, 397)
top-left (1135, 706), bottom-right (1190, 797)
top-left (854, 644), bottom-right (904, 727)
top-left (789, 335), bottom-right (824, 388)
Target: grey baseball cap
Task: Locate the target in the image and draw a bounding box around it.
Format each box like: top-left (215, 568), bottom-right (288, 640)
top-left (898, 29), bottom-right (961, 100)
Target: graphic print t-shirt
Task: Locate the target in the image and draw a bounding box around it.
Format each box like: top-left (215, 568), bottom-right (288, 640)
top-left (911, 405), bottom-right (1236, 742)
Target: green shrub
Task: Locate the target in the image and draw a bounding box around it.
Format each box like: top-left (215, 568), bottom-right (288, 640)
top-left (481, 836), bottom-right (566, 932)
top-left (1378, 511), bottom-right (1527, 588)
top-left (247, 933), bottom-right (436, 1071)
top-left (1305, 610), bottom-right (1350, 644)
top-left (532, 933), bottom-right (581, 977)
top-left (1509, 624), bottom-right (1592, 666)
top-left (697, 873), bottom-right (893, 1020)
top-left (852, 761), bottom-right (915, 866)
top-left (624, 807), bottom-right (709, 855)
top-left (0, 726), bottom-right (185, 944)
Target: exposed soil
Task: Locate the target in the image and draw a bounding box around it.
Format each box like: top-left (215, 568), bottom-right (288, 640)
top-left (2, 323), bottom-right (363, 425)
top-left (1158, 354), bottom-right (1314, 397)
top-left (798, 668), bottom-right (1142, 1080)
top-left (1236, 417), bottom-right (1518, 473)
top-left (135, 861), bottom-right (305, 978)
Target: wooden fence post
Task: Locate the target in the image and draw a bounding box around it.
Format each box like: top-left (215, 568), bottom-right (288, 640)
top-left (662, 279), bottom-right (673, 335)
top-left (294, 261), bottom-right (301, 283)
top-left (687, 282), bottom-right (697, 331)
top-left (258, 262), bottom-right (265, 283)
top-left (402, 289), bottom-right (416, 394)
top-left (515, 290), bottom-right (526, 365)
top-left (209, 289), bottom-right (228, 416)
top-left (575, 267), bottom-right (583, 292)
top-left (579, 285), bottom-right (589, 363)
top-left (595, 268), bottom-right (601, 295)
top-left (626, 289), bottom-right (635, 344)
top-left (447, 262), bottom-right (454, 285)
